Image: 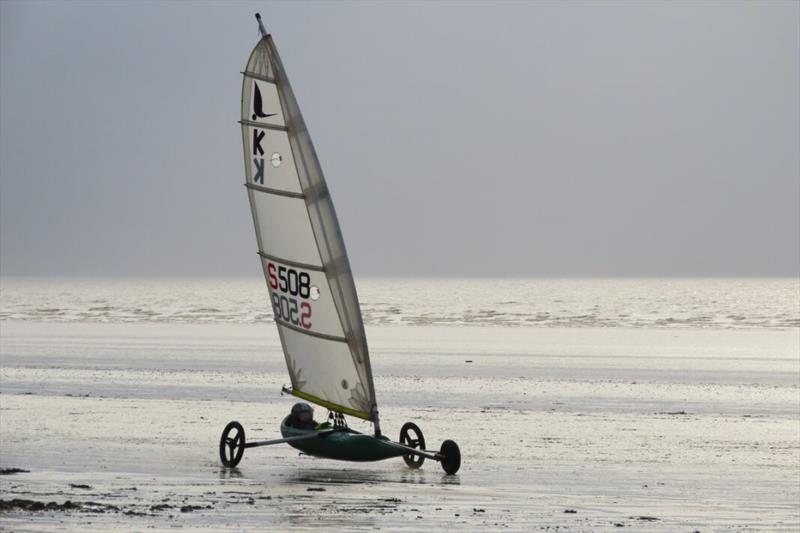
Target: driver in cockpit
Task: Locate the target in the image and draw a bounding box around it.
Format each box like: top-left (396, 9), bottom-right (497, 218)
top-left (288, 402), bottom-right (333, 431)
top-left (288, 402), bottom-right (316, 429)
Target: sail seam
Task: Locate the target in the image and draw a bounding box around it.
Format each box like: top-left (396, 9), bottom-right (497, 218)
top-left (245, 183), bottom-right (305, 199)
top-left (277, 319), bottom-right (348, 343)
top-left (240, 119), bottom-right (288, 132)
top-left (241, 70), bottom-right (276, 84)
top-left (257, 251), bottom-right (325, 272)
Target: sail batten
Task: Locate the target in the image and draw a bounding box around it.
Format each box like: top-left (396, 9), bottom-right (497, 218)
top-left (257, 252), bottom-right (326, 272)
top-left (241, 34), bottom-right (378, 423)
top-left (245, 183), bottom-right (305, 199)
top-left (239, 120), bottom-right (287, 132)
top-left (275, 318), bottom-right (348, 343)
top-left (241, 71), bottom-right (276, 84)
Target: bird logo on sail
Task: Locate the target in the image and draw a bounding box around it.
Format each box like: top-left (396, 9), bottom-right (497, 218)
top-left (252, 82), bottom-right (277, 121)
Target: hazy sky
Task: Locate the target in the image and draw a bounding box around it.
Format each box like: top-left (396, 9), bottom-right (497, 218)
top-left (1, 1), bottom-right (798, 277)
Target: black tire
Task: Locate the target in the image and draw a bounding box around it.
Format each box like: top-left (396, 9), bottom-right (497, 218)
top-left (399, 422), bottom-right (426, 469)
top-left (219, 421), bottom-right (246, 468)
top-left (439, 439), bottom-right (461, 475)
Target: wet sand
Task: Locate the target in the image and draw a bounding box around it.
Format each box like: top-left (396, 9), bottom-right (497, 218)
top-left (1, 321), bottom-right (798, 531)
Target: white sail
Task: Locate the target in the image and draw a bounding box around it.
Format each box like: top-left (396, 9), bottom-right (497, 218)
top-left (240, 33), bottom-right (378, 422)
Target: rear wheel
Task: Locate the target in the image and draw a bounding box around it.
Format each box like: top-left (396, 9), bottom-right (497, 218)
top-left (439, 439), bottom-right (461, 475)
top-left (399, 422), bottom-right (426, 469)
top-left (219, 421), bottom-right (245, 467)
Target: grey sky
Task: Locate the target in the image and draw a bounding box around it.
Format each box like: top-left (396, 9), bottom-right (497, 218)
top-left (1, 1), bottom-right (798, 277)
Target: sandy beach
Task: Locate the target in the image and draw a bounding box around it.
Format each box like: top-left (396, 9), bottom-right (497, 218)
top-left (1, 319), bottom-right (798, 531)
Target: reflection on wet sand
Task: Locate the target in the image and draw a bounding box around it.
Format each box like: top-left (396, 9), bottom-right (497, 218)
top-left (282, 467), bottom-right (460, 487)
top-left (217, 467), bottom-right (243, 479)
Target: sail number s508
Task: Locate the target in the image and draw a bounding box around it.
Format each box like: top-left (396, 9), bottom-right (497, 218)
top-left (267, 262), bottom-right (312, 329)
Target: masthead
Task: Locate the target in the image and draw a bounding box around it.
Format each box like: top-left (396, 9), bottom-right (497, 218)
top-left (255, 13), bottom-right (268, 38)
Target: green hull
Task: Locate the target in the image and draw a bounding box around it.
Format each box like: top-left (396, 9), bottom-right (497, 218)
top-left (280, 417), bottom-right (407, 462)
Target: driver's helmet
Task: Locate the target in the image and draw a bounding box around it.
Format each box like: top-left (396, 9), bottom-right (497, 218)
top-left (291, 402), bottom-right (314, 424)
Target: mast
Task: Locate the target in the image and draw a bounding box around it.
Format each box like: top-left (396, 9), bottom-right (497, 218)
top-left (255, 13), bottom-right (268, 39)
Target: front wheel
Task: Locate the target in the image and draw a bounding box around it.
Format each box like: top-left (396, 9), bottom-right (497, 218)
top-left (439, 439), bottom-right (461, 475)
top-left (399, 422), bottom-right (426, 469)
top-left (219, 421), bottom-right (245, 467)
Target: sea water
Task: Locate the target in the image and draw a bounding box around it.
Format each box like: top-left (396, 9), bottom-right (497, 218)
top-left (1, 277), bottom-right (797, 329)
